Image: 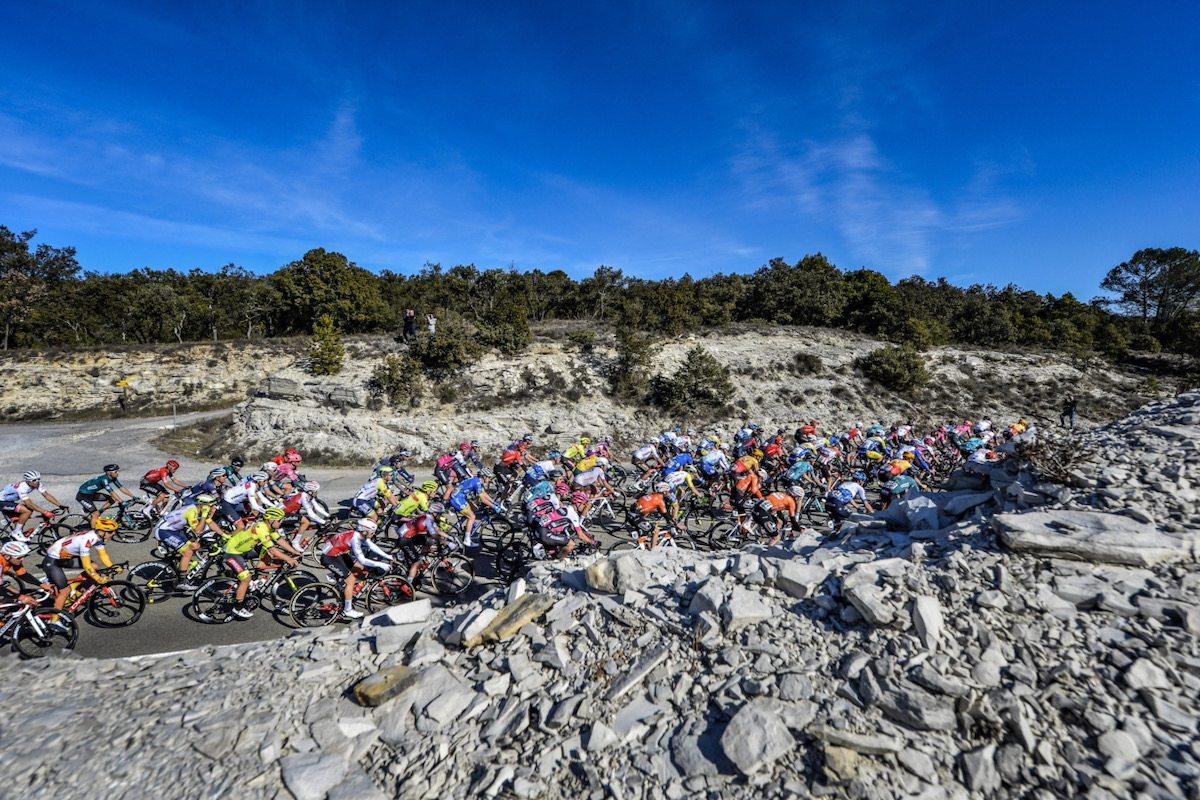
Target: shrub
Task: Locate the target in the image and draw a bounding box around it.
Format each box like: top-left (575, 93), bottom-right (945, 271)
top-left (368, 354), bottom-right (423, 407)
top-left (1127, 333), bottom-right (1162, 354)
top-left (567, 329), bottom-right (596, 352)
top-left (611, 328), bottom-right (657, 400)
top-left (1137, 375), bottom-right (1162, 397)
top-left (475, 297), bottom-right (532, 355)
top-left (408, 315), bottom-right (484, 378)
top-left (307, 314), bottom-right (344, 375)
top-left (855, 344), bottom-right (928, 392)
top-left (651, 346), bottom-right (735, 417)
top-left (790, 352), bottom-right (823, 376)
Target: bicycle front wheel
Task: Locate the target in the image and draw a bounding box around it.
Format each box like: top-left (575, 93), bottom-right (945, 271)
top-left (707, 522), bottom-right (742, 551)
top-left (269, 570), bottom-right (318, 609)
top-left (365, 576), bottom-right (416, 612)
top-left (288, 583), bottom-right (342, 628)
top-left (87, 580), bottom-right (146, 627)
top-left (129, 561), bottom-right (178, 604)
top-left (431, 553), bottom-right (475, 596)
top-left (12, 611), bottom-right (78, 659)
top-left (193, 578), bottom-right (238, 624)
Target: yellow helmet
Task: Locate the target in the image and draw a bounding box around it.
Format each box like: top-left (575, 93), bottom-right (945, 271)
top-left (903, 451), bottom-right (915, 460)
top-left (94, 518), bottom-right (119, 532)
top-left (580, 437), bottom-right (591, 446)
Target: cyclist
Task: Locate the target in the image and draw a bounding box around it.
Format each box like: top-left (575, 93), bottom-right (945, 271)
top-left (398, 502), bottom-right (454, 581)
top-left (571, 456), bottom-right (611, 502)
top-left (448, 469), bottom-right (501, 548)
top-left (220, 457), bottom-right (245, 485)
top-left (219, 507), bottom-right (301, 620)
top-left (631, 442), bottom-right (664, 483)
top-left (352, 466), bottom-right (400, 520)
top-left (826, 472), bottom-right (874, 526)
top-left (730, 464), bottom-right (764, 516)
top-left (626, 483), bottom-right (679, 549)
top-left (396, 481), bottom-right (438, 520)
top-left (879, 473), bottom-right (928, 509)
top-left (155, 493), bottom-right (225, 590)
top-left (698, 445), bottom-right (730, 481)
top-left (664, 466), bottom-right (704, 506)
top-left (76, 464), bottom-right (138, 528)
top-left (522, 452), bottom-right (563, 489)
top-left (0, 541), bottom-right (39, 604)
top-left (219, 471), bottom-right (272, 531)
top-left (534, 492), bottom-right (596, 559)
top-left (1, 471), bottom-right (67, 542)
top-left (563, 437), bottom-right (592, 465)
top-left (43, 518), bottom-right (120, 612)
top-left (182, 468), bottom-right (229, 505)
top-left (140, 460), bottom-right (190, 517)
top-left (286, 481), bottom-right (330, 552)
top-left (319, 518), bottom-right (392, 620)
top-left (661, 446), bottom-right (695, 477)
top-left (752, 485), bottom-right (804, 547)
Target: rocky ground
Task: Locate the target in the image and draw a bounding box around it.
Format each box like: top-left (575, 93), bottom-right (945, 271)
top-left (4, 393), bottom-right (1199, 799)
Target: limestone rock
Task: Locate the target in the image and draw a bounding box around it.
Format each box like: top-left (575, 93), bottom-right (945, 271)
top-left (720, 700), bottom-right (794, 774)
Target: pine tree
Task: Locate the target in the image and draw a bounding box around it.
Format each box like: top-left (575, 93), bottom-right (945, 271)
top-left (308, 314), bottom-right (345, 375)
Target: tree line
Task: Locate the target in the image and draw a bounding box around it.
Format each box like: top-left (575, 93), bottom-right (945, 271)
top-left (1, 224), bottom-right (1197, 360)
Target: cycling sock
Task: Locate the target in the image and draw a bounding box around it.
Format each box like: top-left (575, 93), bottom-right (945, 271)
top-left (343, 600), bottom-right (353, 612)
top-left (12, 525), bottom-right (22, 536)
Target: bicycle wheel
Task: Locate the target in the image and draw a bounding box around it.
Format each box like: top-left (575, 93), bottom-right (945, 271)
top-left (193, 578), bottom-right (238, 623)
top-left (606, 490), bottom-right (627, 513)
top-left (12, 611), bottom-right (78, 659)
top-left (592, 501), bottom-right (625, 532)
top-left (288, 583), bottom-right (342, 628)
top-left (129, 561), bottom-right (178, 604)
top-left (608, 464), bottom-right (629, 488)
top-left (301, 531), bottom-right (337, 568)
top-left (431, 553), bottom-right (474, 596)
top-left (86, 580), bottom-right (146, 627)
top-left (495, 541), bottom-right (531, 584)
top-left (270, 570), bottom-right (318, 609)
top-left (365, 575), bottom-right (416, 612)
top-left (608, 539), bottom-right (647, 554)
top-left (476, 518), bottom-right (515, 554)
top-left (55, 513), bottom-right (89, 532)
top-left (35, 522), bottom-right (73, 555)
top-left (707, 522), bottom-right (742, 551)
top-left (665, 531), bottom-right (698, 550)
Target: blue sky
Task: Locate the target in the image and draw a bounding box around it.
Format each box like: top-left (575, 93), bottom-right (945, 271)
top-left (2, 2), bottom-right (1198, 298)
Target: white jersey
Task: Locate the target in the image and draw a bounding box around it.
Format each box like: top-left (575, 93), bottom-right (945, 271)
top-left (0, 481), bottom-right (35, 504)
top-left (633, 444), bottom-right (660, 461)
top-left (355, 480), bottom-right (380, 502)
top-left (48, 531), bottom-right (105, 560)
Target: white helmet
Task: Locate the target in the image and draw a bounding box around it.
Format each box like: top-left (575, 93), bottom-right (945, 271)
top-left (251, 471), bottom-right (269, 482)
top-left (1, 541), bottom-right (30, 558)
top-left (596, 457), bottom-right (609, 467)
top-left (304, 481), bottom-right (320, 493)
top-left (357, 519), bottom-right (378, 533)
top-left (261, 462), bottom-right (279, 474)
top-left (22, 470), bottom-right (41, 483)
top-left (788, 484), bottom-right (804, 497)
top-left (655, 482), bottom-right (671, 494)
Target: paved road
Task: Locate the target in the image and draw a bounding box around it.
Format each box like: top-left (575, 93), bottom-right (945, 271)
top-left (0, 410), bottom-right (501, 659)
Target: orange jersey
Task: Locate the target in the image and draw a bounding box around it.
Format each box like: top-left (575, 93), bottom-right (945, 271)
top-left (633, 494), bottom-right (668, 517)
top-left (735, 472), bottom-right (762, 499)
top-left (760, 492), bottom-right (796, 515)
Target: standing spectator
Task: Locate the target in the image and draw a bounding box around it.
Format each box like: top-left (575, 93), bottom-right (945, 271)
top-left (427, 314), bottom-right (437, 335)
top-left (1060, 394), bottom-right (1077, 429)
top-left (402, 309), bottom-right (417, 343)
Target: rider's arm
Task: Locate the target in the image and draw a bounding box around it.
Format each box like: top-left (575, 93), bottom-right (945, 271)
top-left (264, 546), bottom-right (298, 565)
top-left (350, 536), bottom-right (391, 571)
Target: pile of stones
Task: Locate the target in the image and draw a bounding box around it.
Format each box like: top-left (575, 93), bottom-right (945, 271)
top-left (5, 393), bottom-right (1200, 800)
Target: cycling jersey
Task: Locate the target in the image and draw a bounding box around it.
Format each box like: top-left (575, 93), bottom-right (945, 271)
top-left (48, 531), bottom-right (105, 560)
top-left (564, 444), bottom-right (588, 462)
top-left (79, 474), bottom-right (122, 495)
top-left (883, 475), bottom-right (919, 497)
top-left (142, 467), bottom-right (172, 484)
top-left (454, 476), bottom-right (484, 499)
top-left (574, 456), bottom-right (599, 473)
top-left (0, 481), bottom-right (38, 504)
top-left (322, 530), bottom-right (390, 571)
top-left (225, 523), bottom-right (280, 556)
top-left (632, 444), bottom-right (660, 462)
top-left (396, 491), bottom-right (429, 518)
top-left (298, 493), bottom-right (329, 524)
top-left (828, 481), bottom-right (867, 505)
top-left (663, 454), bottom-right (694, 475)
top-left (632, 494), bottom-right (668, 518)
top-left (399, 513), bottom-right (439, 541)
top-left (700, 450), bottom-right (729, 476)
top-left (664, 470), bottom-right (696, 493)
top-left (756, 492), bottom-right (797, 516)
top-left (572, 467), bottom-right (605, 487)
top-left (785, 461), bottom-right (815, 481)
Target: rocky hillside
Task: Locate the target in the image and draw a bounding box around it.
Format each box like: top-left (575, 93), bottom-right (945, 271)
top-left (231, 324), bottom-right (1145, 464)
top-left (5, 392), bottom-right (1200, 800)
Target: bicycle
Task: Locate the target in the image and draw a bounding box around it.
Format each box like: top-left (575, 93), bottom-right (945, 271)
top-left (0, 598), bottom-right (78, 658)
top-left (288, 564), bottom-right (415, 627)
top-left (128, 533), bottom-right (226, 603)
top-left (608, 519), bottom-right (697, 553)
top-left (707, 513), bottom-right (773, 550)
top-left (1, 506), bottom-right (74, 553)
top-left (454, 504), bottom-right (517, 554)
top-left (494, 528), bottom-right (600, 584)
top-left (104, 499), bottom-right (155, 543)
top-left (55, 564), bottom-right (147, 627)
top-left (191, 561), bottom-right (317, 623)
top-left (399, 538), bottom-right (475, 596)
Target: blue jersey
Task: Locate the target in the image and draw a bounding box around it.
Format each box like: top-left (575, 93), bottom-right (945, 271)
top-left (453, 475), bottom-right (484, 501)
top-left (663, 454), bottom-right (694, 475)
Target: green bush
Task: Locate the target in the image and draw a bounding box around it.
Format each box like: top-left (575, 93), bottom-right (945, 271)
top-left (368, 354), bottom-right (423, 407)
top-left (652, 346), bottom-right (735, 416)
top-left (475, 296), bottom-right (532, 355)
top-left (567, 329), bottom-right (596, 352)
top-left (855, 344), bottom-right (928, 392)
top-left (1127, 333), bottom-right (1162, 353)
top-left (307, 314), bottom-right (344, 375)
top-left (408, 315), bottom-right (484, 377)
top-left (611, 328), bottom-right (657, 400)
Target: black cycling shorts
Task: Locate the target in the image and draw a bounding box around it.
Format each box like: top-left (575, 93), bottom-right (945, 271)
top-left (140, 481), bottom-right (167, 497)
top-left (535, 527), bottom-right (569, 548)
top-left (320, 552), bottom-right (354, 580)
top-left (41, 556), bottom-right (77, 590)
top-left (76, 492), bottom-right (112, 514)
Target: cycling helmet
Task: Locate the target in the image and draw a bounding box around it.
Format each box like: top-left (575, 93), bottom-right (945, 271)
top-left (852, 471), bottom-right (867, 482)
top-left (595, 457), bottom-right (609, 467)
top-left (388, 455), bottom-right (404, 467)
top-left (261, 463), bottom-right (279, 474)
top-left (357, 518), bottom-right (378, 532)
top-left (470, 440), bottom-right (480, 448)
top-left (554, 482), bottom-right (571, 496)
top-left (230, 458), bottom-right (244, 469)
top-left (195, 493), bottom-right (217, 505)
top-left (421, 481), bottom-right (438, 493)
top-left (286, 453), bottom-right (302, 464)
top-left (262, 507), bottom-right (286, 520)
top-left (94, 518), bottom-right (119, 532)
top-left (580, 437), bottom-right (591, 446)
top-left (427, 501), bottom-right (446, 515)
top-left (478, 468), bottom-right (493, 479)
top-left (549, 470), bottom-right (564, 480)
top-left (655, 482), bottom-right (671, 494)
top-left (902, 451), bottom-right (915, 461)
top-left (571, 491), bottom-right (589, 504)
top-left (284, 447), bottom-right (298, 456)
top-left (251, 471), bottom-right (269, 482)
top-left (103, 463), bottom-right (120, 473)
top-left (522, 433), bottom-right (534, 442)
top-left (22, 470), bottom-right (40, 482)
top-left (1, 541), bottom-right (30, 558)
top-left (788, 484), bottom-right (804, 497)
top-left (379, 466), bottom-right (395, 475)
top-left (208, 468), bottom-right (225, 479)
top-left (166, 460), bottom-right (180, 470)
top-left (548, 451), bottom-right (562, 460)
top-left (304, 481), bottom-right (320, 493)
top-left (399, 449), bottom-right (412, 458)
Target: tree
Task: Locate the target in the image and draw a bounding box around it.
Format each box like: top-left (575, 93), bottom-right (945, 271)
top-left (272, 248), bottom-right (389, 334)
top-left (475, 292), bottom-right (532, 355)
top-left (741, 254), bottom-right (846, 326)
top-left (307, 314), bottom-right (345, 375)
top-left (651, 346), bottom-right (734, 416)
top-left (0, 227), bottom-right (81, 349)
top-left (1100, 247), bottom-right (1200, 334)
top-left (855, 345), bottom-right (928, 392)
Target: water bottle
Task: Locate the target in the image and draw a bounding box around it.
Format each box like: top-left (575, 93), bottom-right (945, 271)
top-left (532, 543), bottom-right (546, 560)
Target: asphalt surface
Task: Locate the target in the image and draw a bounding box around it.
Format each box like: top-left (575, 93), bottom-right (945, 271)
top-left (0, 410), bottom-right (502, 659)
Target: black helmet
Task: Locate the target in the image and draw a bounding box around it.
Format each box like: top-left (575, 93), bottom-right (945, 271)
top-left (231, 457), bottom-right (244, 469)
top-left (103, 463), bottom-right (120, 472)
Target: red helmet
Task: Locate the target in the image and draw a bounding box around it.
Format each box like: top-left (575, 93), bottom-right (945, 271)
top-left (166, 460), bottom-right (180, 470)
top-left (284, 448), bottom-right (298, 456)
